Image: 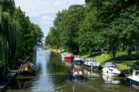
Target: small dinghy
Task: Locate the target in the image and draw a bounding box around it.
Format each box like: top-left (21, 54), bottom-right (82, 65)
top-left (69, 69), bottom-right (86, 82)
top-left (19, 61), bottom-right (36, 75)
top-left (126, 69), bottom-right (139, 89)
top-left (102, 62), bottom-right (121, 76)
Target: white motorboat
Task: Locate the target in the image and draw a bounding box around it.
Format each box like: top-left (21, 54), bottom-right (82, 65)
top-left (84, 58), bottom-right (101, 70)
top-left (126, 69), bottom-right (139, 89)
top-left (73, 55), bottom-right (83, 65)
top-left (102, 62), bottom-right (121, 76)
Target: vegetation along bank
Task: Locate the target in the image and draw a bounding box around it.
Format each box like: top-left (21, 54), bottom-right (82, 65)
top-left (46, 0), bottom-right (139, 73)
top-left (0, 1), bottom-right (43, 79)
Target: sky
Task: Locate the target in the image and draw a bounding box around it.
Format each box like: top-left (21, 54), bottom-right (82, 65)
top-left (14, 0), bottom-right (85, 38)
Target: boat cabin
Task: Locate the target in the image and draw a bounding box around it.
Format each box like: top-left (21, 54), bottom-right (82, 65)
top-left (132, 70), bottom-right (139, 79)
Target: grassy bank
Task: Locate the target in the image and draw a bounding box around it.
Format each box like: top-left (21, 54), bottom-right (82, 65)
top-left (48, 48), bottom-right (59, 53)
top-left (47, 47), bottom-right (138, 74)
top-left (82, 51), bottom-right (139, 74)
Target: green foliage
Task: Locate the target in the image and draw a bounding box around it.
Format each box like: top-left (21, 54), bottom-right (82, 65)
top-left (47, 5), bottom-right (84, 53)
top-left (0, 0), bottom-right (43, 78)
top-left (47, 0), bottom-right (139, 62)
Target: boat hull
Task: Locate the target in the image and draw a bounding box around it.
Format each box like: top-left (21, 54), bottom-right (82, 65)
top-left (84, 64), bottom-right (100, 70)
top-left (20, 70), bottom-right (36, 75)
top-left (73, 60), bottom-right (82, 65)
top-left (65, 56), bottom-right (73, 60)
top-left (126, 77), bottom-right (139, 89)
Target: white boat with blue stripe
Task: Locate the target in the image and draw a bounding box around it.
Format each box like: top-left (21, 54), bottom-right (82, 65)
top-left (126, 69), bottom-right (139, 89)
top-left (83, 58), bottom-right (101, 70)
top-left (73, 55), bottom-right (83, 65)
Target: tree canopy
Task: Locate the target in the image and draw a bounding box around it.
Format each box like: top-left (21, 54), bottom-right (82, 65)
top-left (0, 0), bottom-right (43, 78)
top-left (47, 0), bottom-right (139, 61)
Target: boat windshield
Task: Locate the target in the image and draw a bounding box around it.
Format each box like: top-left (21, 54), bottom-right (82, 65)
top-left (104, 62), bottom-right (116, 68)
top-left (109, 66), bottom-right (117, 68)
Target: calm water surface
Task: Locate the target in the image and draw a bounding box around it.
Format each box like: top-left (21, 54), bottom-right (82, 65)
top-left (6, 48), bottom-right (138, 92)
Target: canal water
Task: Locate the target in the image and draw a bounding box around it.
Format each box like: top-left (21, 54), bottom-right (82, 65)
top-left (6, 48), bottom-right (138, 92)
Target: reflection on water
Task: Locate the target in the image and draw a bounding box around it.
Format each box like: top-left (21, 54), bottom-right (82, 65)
top-left (74, 64), bottom-right (82, 70)
top-left (6, 48), bottom-right (139, 92)
top-left (17, 79), bottom-right (32, 89)
top-left (64, 60), bottom-right (72, 68)
top-left (102, 75), bottom-right (120, 84)
top-left (31, 48), bottom-right (54, 92)
top-left (83, 69), bottom-right (100, 78)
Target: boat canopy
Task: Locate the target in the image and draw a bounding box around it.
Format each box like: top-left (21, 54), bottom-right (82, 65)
top-left (104, 62), bottom-right (116, 68)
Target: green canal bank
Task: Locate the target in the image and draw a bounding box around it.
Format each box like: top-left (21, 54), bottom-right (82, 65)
top-left (49, 48), bottom-right (139, 74)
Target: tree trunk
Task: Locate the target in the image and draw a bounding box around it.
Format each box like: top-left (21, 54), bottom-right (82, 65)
top-left (134, 46), bottom-right (138, 54)
top-left (101, 47), bottom-right (104, 53)
top-left (127, 46), bottom-right (131, 56)
top-left (113, 50), bottom-right (116, 63)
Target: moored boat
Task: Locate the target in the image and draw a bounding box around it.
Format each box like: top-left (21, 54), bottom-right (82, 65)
top-left (83, 58), bottom-right (101, 70)
top-left (73, 55), bottom-right (83, 65)
top-left (64, 53), bottom-right (74, 60)
top-left (126, 69), bottom-right (139, 89)
top-left (19, 61), bottom-right (36, 75)
top-left (102, 62), bottom-right (121, 76)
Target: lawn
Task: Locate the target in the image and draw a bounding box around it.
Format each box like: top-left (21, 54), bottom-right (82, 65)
top-left (82, 51), bottom-right (139, 73)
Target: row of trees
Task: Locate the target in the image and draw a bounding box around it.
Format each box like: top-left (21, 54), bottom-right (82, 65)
top-left (0, 0), bottom-right (43, 78)
top-left (47, 0), bottom-right (139, 60)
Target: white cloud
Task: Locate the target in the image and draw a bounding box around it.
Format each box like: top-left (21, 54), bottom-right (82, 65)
top-left (40, 16), bottom-right (54, 25)
top-left (15, 0), bottom-right (85, 17)
top-left (14, 0), bottom-right (85, 36)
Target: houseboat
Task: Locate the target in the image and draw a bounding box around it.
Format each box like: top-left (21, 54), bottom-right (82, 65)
top-left (84, 58), bottom-right (101, 70)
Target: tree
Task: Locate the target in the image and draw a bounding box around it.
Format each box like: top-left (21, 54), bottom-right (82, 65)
top-left (0, 0), bottom-right (43, 78)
